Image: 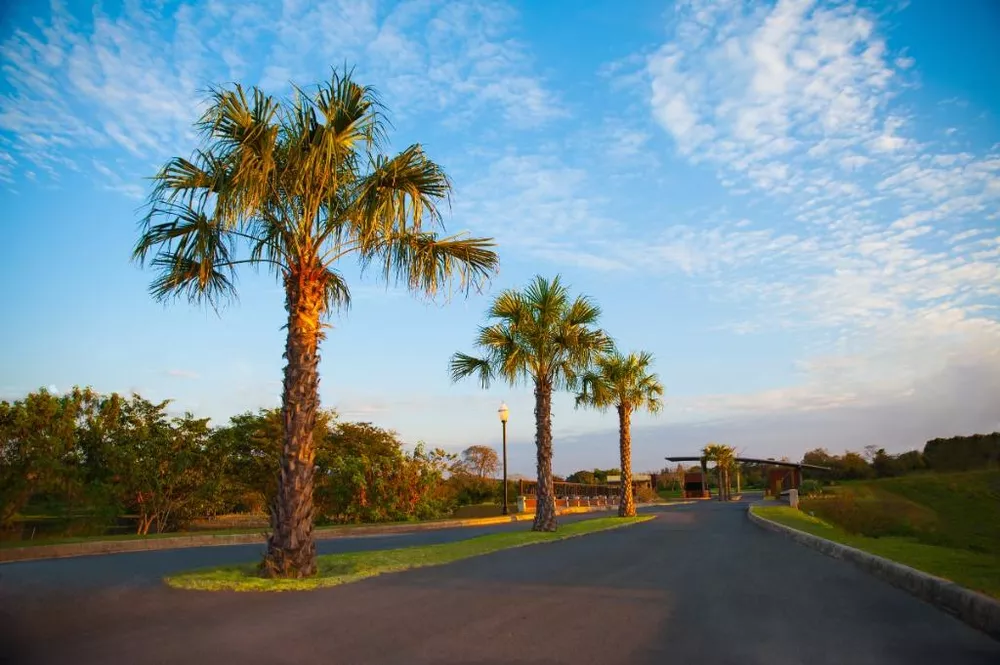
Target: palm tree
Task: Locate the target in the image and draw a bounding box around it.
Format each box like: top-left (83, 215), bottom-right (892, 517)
top-left (576, 350), bottom-right (664, 517)
top-left (133, 70), bottom-right (498, 578)
top-left (450, 275), bottom-right (611, 531)
top-left (702, 443), bottom-right (736, 501)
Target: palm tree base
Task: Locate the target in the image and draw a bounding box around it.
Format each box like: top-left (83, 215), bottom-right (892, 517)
top-left (261, 538), bottom-right (317, 578)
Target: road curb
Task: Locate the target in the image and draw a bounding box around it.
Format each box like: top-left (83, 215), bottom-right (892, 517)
top-left (747, 505), bottom-right (1000, 641)
top-left (0, 504), bottom-right (623, 564)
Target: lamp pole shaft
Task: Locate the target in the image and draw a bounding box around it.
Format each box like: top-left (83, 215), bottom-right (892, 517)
top-left (501, 420), bottom-right (509, 516)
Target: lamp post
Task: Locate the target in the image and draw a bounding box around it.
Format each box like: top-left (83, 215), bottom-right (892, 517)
top-left (498, 402), bottom-right (509, 515)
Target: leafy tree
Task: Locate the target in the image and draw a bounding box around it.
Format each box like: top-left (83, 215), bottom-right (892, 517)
top-left (576, 350), bottom-right (664, 517)
top-left (133, 70), bottom-right (498, 577)
top-left (923, 433), bottom-right (1000, 471)
top-left (211, 408), bottom-right (336, 514)
top-left (451, 275), bottom-right (611, 531)
top-left (457, 445), bottom-right (500, 479)
top-left (107, 397), bottom-right (219, 534)
top-left (317, 422), bottom-right (456, 523)
top-left (0, 389), bottom-right (88, 528)
top-left (566, 470), bottom-right (598, 485)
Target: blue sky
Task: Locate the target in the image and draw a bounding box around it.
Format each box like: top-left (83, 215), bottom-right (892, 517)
top-left (1, 0), bottom-right (998, 476)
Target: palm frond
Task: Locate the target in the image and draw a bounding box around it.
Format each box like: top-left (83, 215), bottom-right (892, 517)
top-left (450, 353), bottom-right (494, 388)
top-left (361, 231), bottom-right (497, 298)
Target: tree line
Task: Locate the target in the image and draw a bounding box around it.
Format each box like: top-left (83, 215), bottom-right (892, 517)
top-left (0, 387), bottom-right (510, 538)
top-left (802, 434), bottom-right (999, 482)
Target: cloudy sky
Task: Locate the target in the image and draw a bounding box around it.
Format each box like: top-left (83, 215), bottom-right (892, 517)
top-left (1, 0), bottom-right (998, 475)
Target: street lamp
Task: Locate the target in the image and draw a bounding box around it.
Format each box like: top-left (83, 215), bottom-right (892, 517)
top-left (498, 402), bottom-right (509, 515)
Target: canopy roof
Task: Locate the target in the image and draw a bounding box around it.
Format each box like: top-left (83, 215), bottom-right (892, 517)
top-left (665, 456), bottom-right (830, 471)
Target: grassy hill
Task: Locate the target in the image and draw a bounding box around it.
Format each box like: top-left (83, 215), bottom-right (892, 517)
top-left (803, 470), bottom-right (1000, 553)
top-left (768, 470), bottom-right (1000, 598)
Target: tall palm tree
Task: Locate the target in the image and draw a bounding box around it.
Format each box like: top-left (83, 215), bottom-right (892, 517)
top-left (576, 351), bottom-right (664, 517)
top-left (450, 275), bottom-right (611, 531)
top-left (133, 70), bottom-right (498, 578)
top-left (702, 443), bottom-right (736, 501)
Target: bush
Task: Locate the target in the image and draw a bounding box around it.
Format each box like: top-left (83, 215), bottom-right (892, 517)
top-left (635, 485), bottom-right (658, 503)
top-left (799, 480), bottom-right (826, 498)
top-left (800, 491), bottom-right (936, 539)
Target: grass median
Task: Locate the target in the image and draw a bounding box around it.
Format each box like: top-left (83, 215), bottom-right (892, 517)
top-left (752, 505), bottom-right (1000, 599)
top-left (165, 515), bottom-right (653, 592)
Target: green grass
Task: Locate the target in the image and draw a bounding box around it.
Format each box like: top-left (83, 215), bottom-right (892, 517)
top-left (753, 506), bottom-right (1000, 599)
top-left (165, 515), bottom-right (655, 592)
top-left (804, 470), bottom-right (1000, 553)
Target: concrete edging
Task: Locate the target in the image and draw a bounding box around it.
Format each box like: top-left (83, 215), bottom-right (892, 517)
top-left (0, 504), bottom-right (622, 564)
top-left (747, 505), bottom-right (1000, 641)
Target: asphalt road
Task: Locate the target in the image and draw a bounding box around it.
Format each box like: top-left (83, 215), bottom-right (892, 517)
top-left (0, 512), bottom-right (603, 590)
top-left (2, 501), bottom-right (998, 665)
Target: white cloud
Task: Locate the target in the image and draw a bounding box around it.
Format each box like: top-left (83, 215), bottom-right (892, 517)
top-left (629, 0), bottom-right (1000, 416)
top-left (0, 0), bottom-right (562, 192)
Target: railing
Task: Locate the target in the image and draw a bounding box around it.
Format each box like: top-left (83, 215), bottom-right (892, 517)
top-left (517, 479), bottom-right (623, 499)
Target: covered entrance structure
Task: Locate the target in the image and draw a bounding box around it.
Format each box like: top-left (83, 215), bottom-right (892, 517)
top-left (665, 456), bottom-right (829, 498)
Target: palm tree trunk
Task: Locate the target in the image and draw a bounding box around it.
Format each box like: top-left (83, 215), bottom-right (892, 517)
top-left (263, 269), bottom-right (323, 577)
top-left (618, 405), bottom-right (635, 517)
top-left (532, 378), bottom-right (557, 532)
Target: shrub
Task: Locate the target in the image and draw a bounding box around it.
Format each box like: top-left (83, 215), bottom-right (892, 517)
top-left (635, 485), bottom-right (658, 503)
top-left (800, 491), bottom-right (936, 539)
top-left (799, 479), bottom-right (826, 498)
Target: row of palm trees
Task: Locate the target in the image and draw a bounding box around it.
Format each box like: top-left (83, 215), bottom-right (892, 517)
top-left (132, 69), bottom-right (660, 578)
top-left (702, 443), bottom-right (739, 501)
top-left (450, 275), bottom-right (664, 528)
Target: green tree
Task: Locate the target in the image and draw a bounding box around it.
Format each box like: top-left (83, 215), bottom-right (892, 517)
top-left (450, 275), bottom-right (611, 531)
top-left (566, 470), bottom-right (598, 485)
top-left (133, 70), bottom-right (498, 577)
top-left (0, 388), bottom-right (88, 528)
top-left (212, 408), bottom-right (337, 514)
top-left (576, 350), bottom-right (664, 517)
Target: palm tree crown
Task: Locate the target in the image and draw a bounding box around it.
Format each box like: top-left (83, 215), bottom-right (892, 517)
top-left (450, 275), bottom-right (611, 390)
top-left (134, 70), bottom-right (497, 312)
top-left (576, 350), bottom-right (664, 415)
top-left (133, 69), bottom-right (498, 577)
top-left (450, 275), bottom-right (612, 531)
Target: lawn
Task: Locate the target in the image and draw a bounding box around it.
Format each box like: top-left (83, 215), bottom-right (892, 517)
top-left (166, 515), bottom-right (654, 592)
top-left (802, 470), bottom-right (1000, 553)
top-left (753, 505), bottom-right (1000, 599)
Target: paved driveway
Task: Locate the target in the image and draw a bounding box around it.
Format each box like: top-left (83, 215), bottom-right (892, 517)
top-left (0, 512), bottom-right (603, 591)
top-left (2, 501), bottom-right (998, 665)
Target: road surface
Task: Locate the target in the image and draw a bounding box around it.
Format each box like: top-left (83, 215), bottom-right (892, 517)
top-left (1, 501), bottom-right (997, 665)
top-left (0, 512), bottom-right (602, 591)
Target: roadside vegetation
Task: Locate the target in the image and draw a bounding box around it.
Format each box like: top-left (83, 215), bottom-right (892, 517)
top-left (0, 391), bottom-right (519, 545)
top-left (165, 515), bottom-right (653, 592)
top-left (753, 501), bottom-right (1000, 599)
top-left (753, 437), bottom-right (1000, 597)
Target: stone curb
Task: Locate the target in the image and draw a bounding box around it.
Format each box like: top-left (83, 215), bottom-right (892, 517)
top-left (747, 505), bottom-right (1000, 642)
top-left (1, 503), bottom-right (627, 564)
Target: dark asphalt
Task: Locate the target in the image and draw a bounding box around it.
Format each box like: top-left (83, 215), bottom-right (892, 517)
top-left (2, 501), bottom-right (998, 665)
top-left (0, 512), bottom-right (602, 591)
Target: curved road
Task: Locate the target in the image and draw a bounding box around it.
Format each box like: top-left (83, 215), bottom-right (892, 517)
top-left (1, 501), bottom-right (997, 664)
top-left (0, 512), bottom-right (602, 591)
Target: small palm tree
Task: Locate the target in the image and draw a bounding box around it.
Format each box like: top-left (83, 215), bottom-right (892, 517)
top-left (133, 70), bottom-right (498, 577)
top-left (450, 275), bottom-right (611, 531)
top-left (703, 443), bottom-right (736, 501)
top-left (576, 351), bottom-right (664, 517)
